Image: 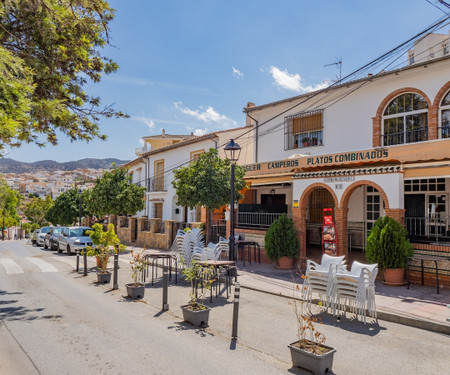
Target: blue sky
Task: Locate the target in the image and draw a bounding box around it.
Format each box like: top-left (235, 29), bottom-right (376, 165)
top-left (7, 0), bottom-right (450, 162)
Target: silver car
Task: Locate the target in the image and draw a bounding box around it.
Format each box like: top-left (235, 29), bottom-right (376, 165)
top-left (57, 226), bottom-right (93, 255)
top-left (37, 226), bottom-right (52, 246)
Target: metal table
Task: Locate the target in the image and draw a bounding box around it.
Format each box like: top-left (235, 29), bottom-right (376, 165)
top-left (144, 252), bottom-right (178, 285)
top-left (198, 260), bottom-right (237, 302)
top-left (236, 240), bottom-right (261, 266)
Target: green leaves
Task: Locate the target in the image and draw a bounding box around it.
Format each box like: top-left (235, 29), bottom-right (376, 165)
top-left (44, 188), bottom-right (86, 225)
top-left (264, 214), bottom-right (299, 260)
top-left (0, 178), bottom-right (21, 225)
top-left (172, 148), bottom-right (246, 210)
top-left (366, 216), bottom-right (414, 269)
top-left (84, 167), bottom-right (146, 217)
top-left (0, 0), bottom-right (126, 151)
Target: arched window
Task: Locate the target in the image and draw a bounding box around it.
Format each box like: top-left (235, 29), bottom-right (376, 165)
top-left (382, 93), bottom-right (428, 146)
top-left (440, 90), bottom-right (450, 138)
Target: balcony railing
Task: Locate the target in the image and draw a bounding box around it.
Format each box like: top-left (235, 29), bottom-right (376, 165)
top-left (383, 128), bottom-right (428, 146)
top-left (405, 216), bottom-right (450, 243)
top-left (147, 176), bottom-right (166, 192)
top-left (237, 212), bottom-right (291, 228)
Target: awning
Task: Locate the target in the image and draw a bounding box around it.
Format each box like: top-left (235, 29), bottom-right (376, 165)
top-left (403, 164), bottom-right (450, 178)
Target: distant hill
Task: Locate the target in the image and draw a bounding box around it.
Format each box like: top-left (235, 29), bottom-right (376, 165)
top-left (0, 158), bottom-right (129, 173)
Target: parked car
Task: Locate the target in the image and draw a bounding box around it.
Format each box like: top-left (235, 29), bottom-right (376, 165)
top-left (37, 226), bottom-right (52, 246)
top-left (30, 229), bottom-right (40, 245)
top-left (44, 227), bottom-right (62, 250)
top-left (57, 226), bottom-right (93, 255)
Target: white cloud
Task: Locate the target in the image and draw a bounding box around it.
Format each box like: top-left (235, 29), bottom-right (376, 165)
top-left (186, 126), bottom-right (210, 136)
top-left (174, 102), bottom-right (237, 127)
top-left (131, 116), bottom-right (155, 130)
top-left (232, 67), bottom-right (244, 78)
top-left (269, 66), bottom-right (330, 93)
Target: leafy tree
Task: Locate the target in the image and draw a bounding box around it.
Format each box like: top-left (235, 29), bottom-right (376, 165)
top-left (24, 195), bottom-right (53, 226)
top-left (45, 188), bottom-right (88, 225)
top-left (172, 148), bottom-right (246, 242)
top-left (0, 179), bottom-right (21, 228)
top-left (0, 0), bottom-right (127, 152)
top-left (28, 192), bottom-right (39, 199)
top-left (85, 168), bottom-right (146, 218)
top-left (264, 214), bottom-right (299, 260)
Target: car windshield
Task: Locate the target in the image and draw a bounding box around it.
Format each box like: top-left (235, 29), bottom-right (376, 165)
top-left (52, 228), bottom-right (62, 235)
top-left (69, 228), bottom-right (91, 237)
top-left (40, 227), bottom-right (51, 234)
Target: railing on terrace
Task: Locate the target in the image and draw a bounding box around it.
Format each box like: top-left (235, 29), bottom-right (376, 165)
top-left (405, 216), bottom-right (450, 243)
top-left (143, 220), bottom-right (150, 232)
top-left (146, 176), bottom-right (166, 192)
top-left (237, 212), bottom-right (292, 228)
top-left (121, 217), bottom-right (129, 228)
top-left (382, 128), bottom-right (428, 146)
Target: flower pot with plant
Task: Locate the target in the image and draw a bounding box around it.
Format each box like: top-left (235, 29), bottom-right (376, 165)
top-left (180, 261), bottom-right (215, 327)
top-left (365, 216), bottom-right (413, 285)
top-left (288, 276), bottom-right (336, 374)
top-left (126, 249), bottom-right (148, 299)
top-left (302, 137), bottom-right (310, 147)
top-left (85, 223), bottom-right (125, 284)
top-left (264, 214), bottom-right (300, 269)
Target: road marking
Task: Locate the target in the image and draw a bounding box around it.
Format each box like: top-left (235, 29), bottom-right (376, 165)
top-left (26, 257), bottom-right (58, 272)
top-left (0, 258), bottom-right (24, 274)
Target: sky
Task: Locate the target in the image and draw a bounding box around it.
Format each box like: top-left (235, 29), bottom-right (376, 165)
top-left (6, 0), bottom-right (450, 163)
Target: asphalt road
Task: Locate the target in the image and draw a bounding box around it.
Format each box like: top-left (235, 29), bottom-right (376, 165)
top-left (1, 240), bottom-right (449, 375)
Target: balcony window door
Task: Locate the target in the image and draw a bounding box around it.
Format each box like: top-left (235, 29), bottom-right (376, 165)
top-left (154, 159), bottom-right (164, 191)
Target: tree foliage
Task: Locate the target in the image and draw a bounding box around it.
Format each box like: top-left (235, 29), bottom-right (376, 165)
top-left (366, 216), bottom-right (414, 269)
top-left (45, 188), bottom-right (87, 225)
top-left (84, 167), bottom-right (146, 217)
top-left (0, 178), bottom-right (20, 226)
top-left (172, 148), bottom-right (246, 210)
top-left (0, 0), bottom-right (127, 152)
top-left (264, 214), bottom-right (299, 260)
top-left (24, 195), bottom-right (52, 226)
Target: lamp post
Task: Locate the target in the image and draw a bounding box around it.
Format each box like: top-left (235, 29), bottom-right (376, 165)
top-left (224, 139), bottom-right (241, 261)
top-left (78, 189), bottom-right (82, 226)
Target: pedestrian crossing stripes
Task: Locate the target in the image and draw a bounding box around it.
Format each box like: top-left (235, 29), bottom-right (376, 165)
top-left (25, 257), bottom-right (58, 272)
top-left (0, 258), bottom-right (24, 274)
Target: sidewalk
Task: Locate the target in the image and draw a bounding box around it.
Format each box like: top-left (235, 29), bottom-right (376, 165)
top-left (126, 246), bottom-right (450, 334)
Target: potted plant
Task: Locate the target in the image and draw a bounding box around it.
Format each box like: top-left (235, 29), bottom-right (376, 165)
top-left (264, 214), bottom-right (300, 269)
top-left (86, 223), bottom-right (125, 284)
top-left (311, 137), bottom-right (318, 146)
top-left (366, 216), bottom-right (413, 285)
top-left (288, 277), bottom-right (336, 374)
top-left (302, 137), bottom-right (310, 147)
top-left (126, 249), bottom-right (147, 299)
top-left (180, 261), bottom-right (215, 327)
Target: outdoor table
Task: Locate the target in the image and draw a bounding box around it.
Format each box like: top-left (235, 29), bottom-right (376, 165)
top-left (198, 260), bottom-right (237, 302)
top-left (406, 254), bottom-right (449, 294)
top-left (144, 251), bottom-right (177, 285)
top-left (236, 240), bottom-right (261, 266)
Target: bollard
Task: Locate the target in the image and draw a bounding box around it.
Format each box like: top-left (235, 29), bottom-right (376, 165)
top-left (83, 249), bottom-right (88, 276)
top-left (162, 265), bottom-right (169, 311)
top-left (76, 251), bottom-right (80, 272)
top-left (231, 282), bottom-right (240, 339)
top-left (113, 253), bottom-right (119, 290)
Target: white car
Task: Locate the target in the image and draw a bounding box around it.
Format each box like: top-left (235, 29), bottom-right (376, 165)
top-left (37, 226), bottom-right (52, 246)
top-left (57, 227), bottom-right (93, 255)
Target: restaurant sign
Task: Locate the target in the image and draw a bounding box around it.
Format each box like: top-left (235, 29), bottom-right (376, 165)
top-left (307, 149), bottom-right (388, 166)
top-left (243, 159), bottom-right (299, 172)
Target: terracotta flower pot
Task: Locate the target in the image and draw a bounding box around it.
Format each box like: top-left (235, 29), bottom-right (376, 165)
top-left (277, 256), bottom-right (294, 269)
top-left (384, 268), bottom-right (405, 286)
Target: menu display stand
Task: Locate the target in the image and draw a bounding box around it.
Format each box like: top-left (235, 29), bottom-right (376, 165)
top-left (322, 208), bottom-right (338, 255)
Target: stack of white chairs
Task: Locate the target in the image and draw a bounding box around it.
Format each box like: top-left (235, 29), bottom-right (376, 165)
top-left (217, 236), bottom-right (230, 259)
top-left (304, 254), bottom-right (346, 311)
top-left (177, 228), bottom-right (205, 268)
top-left (170, 229), bottom-right (186, 259)
top-left (191, 243), bottom-right (222, 262)
top-left (331, 261), bottom-right (378, 324)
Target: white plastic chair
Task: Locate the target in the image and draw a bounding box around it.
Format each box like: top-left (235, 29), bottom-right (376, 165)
top-left (304, 254), bottom-right (346, 311)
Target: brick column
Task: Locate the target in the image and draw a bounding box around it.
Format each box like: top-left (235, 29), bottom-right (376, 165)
top-left (384, 209), bottom-right (406, 226)
top-left (292, 206), bottom-right (307, 269)
top-left (164, 220), bottom-right (175, 249)
top-left (136, 217), bottom-right (147, 246)
top-left (150, 218), bottom-right (161, 233)
top-left (334, 207), bottom-right (348, 260)
top-left (372, 116), bottom-right (381, 147)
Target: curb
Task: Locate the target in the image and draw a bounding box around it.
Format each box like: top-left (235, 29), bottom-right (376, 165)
top-left (239, 283), bottom-right (450, 335)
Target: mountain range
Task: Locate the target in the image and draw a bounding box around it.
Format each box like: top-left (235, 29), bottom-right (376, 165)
top-left (0, 158), bottom-right (129, 173)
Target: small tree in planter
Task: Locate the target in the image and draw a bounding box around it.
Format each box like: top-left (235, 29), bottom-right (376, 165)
top-left (366, 216), bottom-right (413, 285)
top-left (265, 214), bottom-right (300, 269)
top-left (181, 261), bottom-right (215, 327)
top-left (86, 223), bottom-right (125, 284)
top-left (288, 275), bottom-right (336, 373)
top-left (126, 249), bottom-right (148, 299)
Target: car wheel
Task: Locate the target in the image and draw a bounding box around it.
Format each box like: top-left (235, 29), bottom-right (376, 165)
top-left (67, 245), bottom-right (72, 255)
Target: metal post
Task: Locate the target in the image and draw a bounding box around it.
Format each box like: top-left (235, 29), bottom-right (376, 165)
top-left (231, 282), bottom-right (240, 339)
top-left (229, 163), bottom-right (235, 261)
top-left (162, 265), bottom-right (169, 311)
top-left (113, 253), bottom-right (119, 290)
top-left (76, 251), bottom-right (80, 272)
top-left (83, 250), bottom-right (88, 276)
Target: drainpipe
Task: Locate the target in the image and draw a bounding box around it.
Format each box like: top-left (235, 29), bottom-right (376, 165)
top-left (246, 113), bottom-right (259, 163)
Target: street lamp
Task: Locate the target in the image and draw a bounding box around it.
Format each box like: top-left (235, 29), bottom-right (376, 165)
top-left (224, 139), bottom-right (241, 261)
top-left (78, 189), bottom-right (82, 226)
